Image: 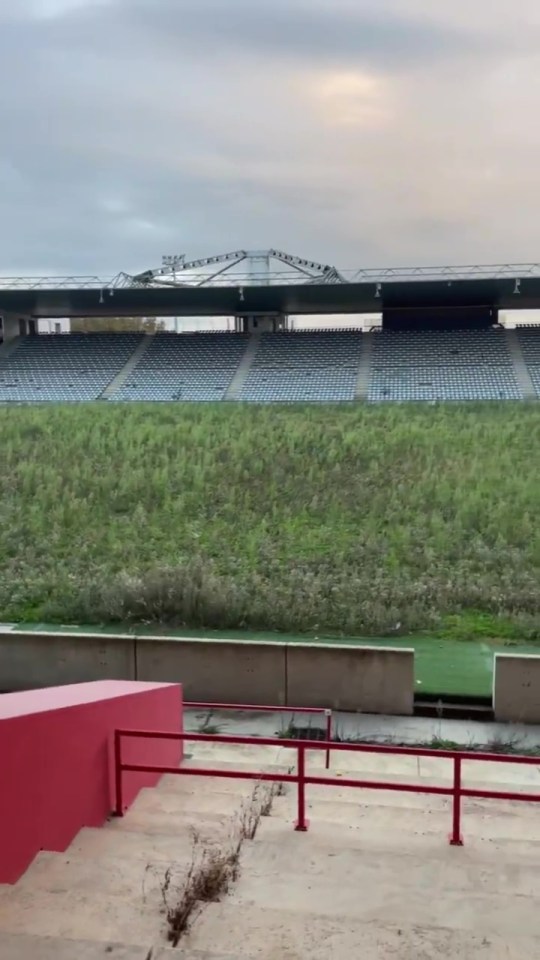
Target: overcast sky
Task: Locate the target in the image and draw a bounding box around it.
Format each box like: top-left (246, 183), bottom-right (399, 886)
top-left (1, 0), bottom-right (540, 277)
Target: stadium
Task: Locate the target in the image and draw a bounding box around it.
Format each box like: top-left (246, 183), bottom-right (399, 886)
top-left (1, 250), bottom-right (540, 666)
top-left (1, 250), bottom-right (540, 957)
top-left (2, 250), bottom-right (540, 403)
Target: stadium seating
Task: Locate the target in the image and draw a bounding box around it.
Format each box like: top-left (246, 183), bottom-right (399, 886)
top-left (238, 330), bottom-right (363, 402)
top-left (368, 330), bottom-right (523, 402)
top-left (0, 328), bottom-right (536, 404)
top-left (115, 332), bottom-right (249, 402)
top-left (0, 334), bottom-right (142, 402)
top-left (515, 327), bottom-right (540, 398)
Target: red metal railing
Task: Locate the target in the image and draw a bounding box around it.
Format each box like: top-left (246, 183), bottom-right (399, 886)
top-left (184, 701), bottom-right (332, 769)
top-left (114, 730), bottom-right (540, 846)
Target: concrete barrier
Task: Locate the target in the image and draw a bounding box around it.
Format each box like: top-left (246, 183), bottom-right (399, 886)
top-left (136, 636), bottom-right (287, 706)
top-left (0, 629), bottom-right (414, 715)
top-left (0, 630), bottom-right (136, 692)
top-left (493, 653), bottom-right (540, 723)
top-left (286, 643), bottom-right (415, 715)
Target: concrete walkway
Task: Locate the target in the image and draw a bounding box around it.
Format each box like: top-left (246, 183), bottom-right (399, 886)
top-left (184, 706), bottom-right (540, 750)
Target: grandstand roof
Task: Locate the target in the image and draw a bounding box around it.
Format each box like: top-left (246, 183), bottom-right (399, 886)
top-left (2, 253), bottom-right (540, 317)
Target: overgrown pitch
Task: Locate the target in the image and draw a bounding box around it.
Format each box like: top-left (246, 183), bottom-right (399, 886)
top-left (1, 402), bottom-right (539, 640)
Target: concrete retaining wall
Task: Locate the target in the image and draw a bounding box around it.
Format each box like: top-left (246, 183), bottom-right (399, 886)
top-left (0, 630), bottom-right (135, 691)
top-left (287, 643), bottom-right (414, 715)
top-left (0, 629), bottom-right (415, 715)
top-left (493, 653), bottom-right (540, 723)
top-left (136, 637), bottom-right (287, 706)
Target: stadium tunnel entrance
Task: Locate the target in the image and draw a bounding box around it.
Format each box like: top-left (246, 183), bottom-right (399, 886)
top-left (382, 304), bottom-right (498, 331)
top-left (0, 314), bottom-right (36, 344)
top-left (235, 313), bottom-right (289, 333)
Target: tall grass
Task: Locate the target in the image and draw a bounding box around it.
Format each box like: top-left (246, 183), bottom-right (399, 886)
top-left (1, 402), bottom-right (540, 639)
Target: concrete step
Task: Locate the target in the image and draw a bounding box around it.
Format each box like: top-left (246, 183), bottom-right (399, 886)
top-left (417, 755), bottom-right (540, 787)
top-left (105, 808), bottom-right (238, 840)
top-left (180, 758), bottom-right (291, 773)
top-left (0, 884), bottom-right (165, 947)
top-left (255, 810), bottom-right (540, 862)
top-left (279, 780), bottom-right (540, 819)
top-left (68, 825), bottom-right (224, 861)
top-left (292, 748), bottom-right (540, 788)
top-left (184, 743), bottom-right (284, 766)
top-left (0, 933), bottom-right (149, 959)
top-left (226, 874), bottom-right (540, 938)
top-left (162, 760), bottom-right (291, 796)
top-left (269, 795), bottom-right (540, 841)
top-left (14, 850), bottom-right (194, 904)
top-left (131, 785), bottom-right (264, 818)
top-left (182, 902), bottom-right (540, 959)
top-left (146, 950), bottom-right (243, 960)
top-left (238, 834), bottom-right (540, 897)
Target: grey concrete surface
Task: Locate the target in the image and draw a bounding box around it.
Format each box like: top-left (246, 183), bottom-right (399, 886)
top-left (286, 643), bottom-right (414, 715)
top-left (0, 629), bottom-right (136, 690)
top-left (0, 933), bottom-right (150, 958)
top-left (494, 653), bottom-right (540, 723)
top-left (183, 706), bottom-right (540, 749)
top-left (0, 629), bottom-right (417, 716)
top-left (136, 636), bottom-right (287, 705)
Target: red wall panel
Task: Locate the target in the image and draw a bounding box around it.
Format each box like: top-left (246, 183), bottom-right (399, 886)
top-left (0, 680), bottom-right (183, 883)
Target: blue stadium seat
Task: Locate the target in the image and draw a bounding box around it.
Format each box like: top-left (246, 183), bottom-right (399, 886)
top-left (0, 334), bottom-right (142, 402)
top-left (368, 330), bottom-right (522, 402)
top-left (114, 333), bottom-right (249, 402)
top-left (239, 330), bottom-right (363, 403)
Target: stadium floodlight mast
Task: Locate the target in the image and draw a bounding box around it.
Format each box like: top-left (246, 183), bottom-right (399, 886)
top-left (161, 255), bottom-right (185, 274)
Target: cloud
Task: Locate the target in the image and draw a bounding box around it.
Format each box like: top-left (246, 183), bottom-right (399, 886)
top-left (0, 1), bottom-right (539, 277)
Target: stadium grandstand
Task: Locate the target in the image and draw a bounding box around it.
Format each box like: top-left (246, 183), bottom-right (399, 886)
top-left (1, 250), bottom-right (540, 403)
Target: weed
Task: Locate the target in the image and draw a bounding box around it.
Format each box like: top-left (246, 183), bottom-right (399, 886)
top-left (332, 730), bottom-right (540, 758)
top-left (195, 710), bottom-right (226, 736)
top-left (162, 833), bottom-right (240, 947)
top-left (162, 780), bottom-right (280, 946)
top-left (2, 402), bottom-right (540, 638)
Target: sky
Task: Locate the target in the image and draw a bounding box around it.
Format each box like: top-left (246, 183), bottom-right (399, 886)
top-left (1, 0), bottom-right (540, 278)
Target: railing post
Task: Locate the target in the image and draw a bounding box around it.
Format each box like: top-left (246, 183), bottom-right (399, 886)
top-left (294, 745), bottom-right (309, 832)
top-left (325, 710), bottom-right (332, 770)
top-left (449, 755), bottom-right (463, 846)
top-left (114, 730), bottom-right (124, 817)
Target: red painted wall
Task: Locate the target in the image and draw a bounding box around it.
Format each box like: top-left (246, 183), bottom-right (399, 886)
top-left (0, 680), bottom-right (183, 884)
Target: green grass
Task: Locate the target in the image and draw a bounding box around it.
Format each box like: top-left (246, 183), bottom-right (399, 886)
top-left (2, 402), bottom-right (540, 647)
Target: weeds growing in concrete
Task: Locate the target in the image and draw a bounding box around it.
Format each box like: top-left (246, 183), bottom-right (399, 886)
top-left (161, 778), bottom-right (282, 946)
top-left (162, 829), bottom-right (242, 947)
top-left (194, 709), bottom-right (226, 736)
top-left (261, 714), bottom-right (540, 760)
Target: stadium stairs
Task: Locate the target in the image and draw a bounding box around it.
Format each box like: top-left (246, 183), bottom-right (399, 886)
top-left (505, 329), bottom-right (537, 400)
top-left (100, 333), bottom-right (154, 400)
top-left (0, 336), bottom-right (21, 359)
top-left (223, 329), bottom-right (262, 401)
top-left (0, 742), bottom-right (539, 958)
top-left (355, 330), bottom-right (375, 399)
